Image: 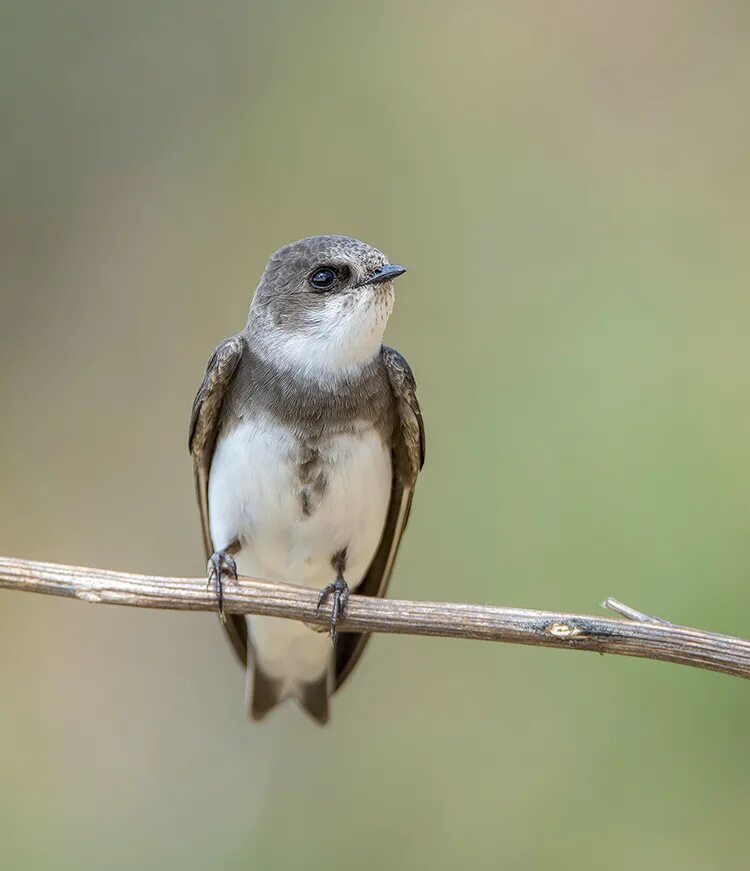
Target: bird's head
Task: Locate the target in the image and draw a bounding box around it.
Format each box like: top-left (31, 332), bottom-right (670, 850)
top-left (249, 235), bottom-right (406, 379)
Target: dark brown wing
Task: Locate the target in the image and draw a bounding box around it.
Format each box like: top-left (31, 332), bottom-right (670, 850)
top-left (334, 345), bottom-right (425, 689)
top-left (188, 333), bottom-right (247, 664)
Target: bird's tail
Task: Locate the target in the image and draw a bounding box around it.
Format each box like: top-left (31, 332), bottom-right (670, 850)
top-left (247, 661), bottom-right (330, 725)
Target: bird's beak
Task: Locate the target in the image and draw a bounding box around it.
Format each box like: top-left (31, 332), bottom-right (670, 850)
top-left (356, 264), bottom-right (407, 287)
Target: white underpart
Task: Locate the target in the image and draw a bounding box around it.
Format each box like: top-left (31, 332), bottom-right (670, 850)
top-left (208, 410), bottom-right (392, 694)
top-left (255, 284), bottom-right (395, 381)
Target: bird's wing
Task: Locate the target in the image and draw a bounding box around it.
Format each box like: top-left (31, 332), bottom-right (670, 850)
top-left (188, 333), bottom-right (248, 664)
top-left (334, 344), bottom-right (425, 690)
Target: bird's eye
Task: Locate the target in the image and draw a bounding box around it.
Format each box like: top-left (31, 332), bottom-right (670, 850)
top-left (309, 267), bottom-right (338, 291)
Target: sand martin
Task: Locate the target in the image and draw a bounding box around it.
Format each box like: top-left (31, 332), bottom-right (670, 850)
top-left (189, 235), bottom-right (424, 723)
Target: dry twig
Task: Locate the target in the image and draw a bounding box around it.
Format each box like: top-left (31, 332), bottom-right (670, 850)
top-left (1, 556), bottom-right (748, 680)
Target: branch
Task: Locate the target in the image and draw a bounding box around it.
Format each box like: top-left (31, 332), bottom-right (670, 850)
top-left (1, 556), bottom-right (749, 680)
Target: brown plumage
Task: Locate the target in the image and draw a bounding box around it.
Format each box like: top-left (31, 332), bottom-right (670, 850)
top-left (188, 236), bottom-right (424, 722)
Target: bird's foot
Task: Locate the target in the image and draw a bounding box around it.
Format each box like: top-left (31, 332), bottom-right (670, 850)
top-left (207, 550), bottom-right (237, 622)
top-left (316, 576), bottom-right (350, 646)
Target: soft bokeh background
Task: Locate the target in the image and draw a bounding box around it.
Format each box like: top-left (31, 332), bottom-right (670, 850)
top-left (2, 2), bottom-right (749, 868)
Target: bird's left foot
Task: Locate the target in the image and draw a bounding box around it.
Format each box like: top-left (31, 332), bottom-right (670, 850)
top-left (316, 577), bottom-right (350, 645)
top-left (207, 550), bottom-right (237, 623)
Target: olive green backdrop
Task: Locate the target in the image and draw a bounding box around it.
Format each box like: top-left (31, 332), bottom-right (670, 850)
top-left (2, 2), bottom-right (749, 869)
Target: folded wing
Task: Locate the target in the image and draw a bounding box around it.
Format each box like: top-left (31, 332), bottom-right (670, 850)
top-left (334, 344), bottom-right (425, 688)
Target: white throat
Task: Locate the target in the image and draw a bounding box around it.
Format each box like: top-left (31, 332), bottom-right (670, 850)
top-left (251, 286), bottom-right (394, 381)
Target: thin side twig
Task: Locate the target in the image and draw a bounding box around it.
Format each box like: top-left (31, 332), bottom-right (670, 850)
top-left (602, 597), bottom-right (673, 626)
top-left (1, 556), bottom-right (749, 680)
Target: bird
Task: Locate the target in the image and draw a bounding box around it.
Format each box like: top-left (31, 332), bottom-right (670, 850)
top-left (188, 235), bottom-right (424, 723)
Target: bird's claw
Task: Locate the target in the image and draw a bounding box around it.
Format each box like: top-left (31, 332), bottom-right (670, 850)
top-left (207, 551), bottom-right (237, 622)
top-left (316, 577), bottom-right (350, 646)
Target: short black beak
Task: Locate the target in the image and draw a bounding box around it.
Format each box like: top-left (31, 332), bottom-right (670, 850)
top-left (356, 264), bottom-right (407, 287)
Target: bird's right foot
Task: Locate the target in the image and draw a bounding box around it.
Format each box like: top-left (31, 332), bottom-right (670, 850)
top-left (316, 576), bottom-right (350, 646)
top-left (207, 550), bottom-right (237, 622)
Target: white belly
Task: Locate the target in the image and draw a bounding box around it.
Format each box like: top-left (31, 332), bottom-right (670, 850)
top-left (208, 412), bottom-right (392, 685)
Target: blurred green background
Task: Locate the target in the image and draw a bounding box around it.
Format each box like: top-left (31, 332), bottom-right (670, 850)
top-left (2, 2), bottom-right (750, 869)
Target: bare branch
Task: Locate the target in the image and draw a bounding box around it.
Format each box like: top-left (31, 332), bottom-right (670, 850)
top-left (1, 556), bottom-right (749, 680)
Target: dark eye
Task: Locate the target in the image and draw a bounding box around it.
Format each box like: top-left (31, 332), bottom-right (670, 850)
top-left (309, 267), bottom-right (338, 291)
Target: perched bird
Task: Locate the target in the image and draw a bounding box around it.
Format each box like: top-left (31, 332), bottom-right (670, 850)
top-left (189, 235), bottom-right (424, 723)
